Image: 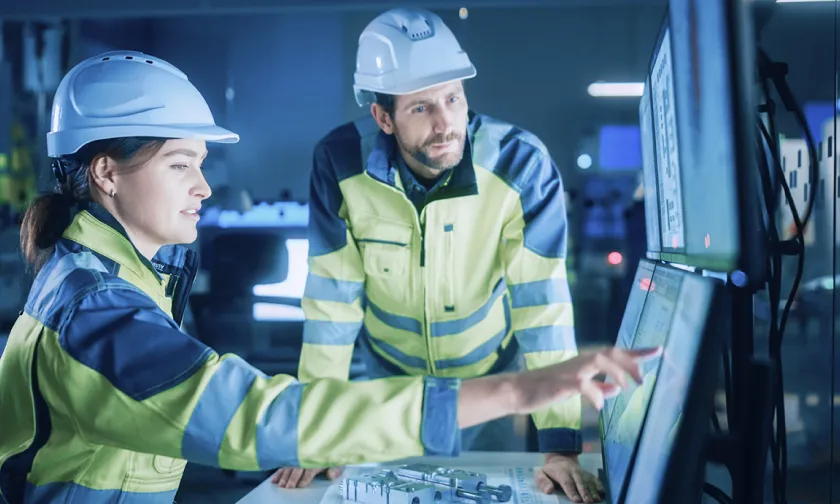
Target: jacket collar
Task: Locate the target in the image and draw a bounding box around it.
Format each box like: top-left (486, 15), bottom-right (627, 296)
top-left (364, 111), bottom-right (480, 199)
top-left (62, 201), bottom-right (199, 324)
top-left (73, 202), bottom-right (161, 279)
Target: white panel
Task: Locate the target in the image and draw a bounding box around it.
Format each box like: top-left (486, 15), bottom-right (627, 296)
top-left (779, 137), bottom-right (814, 246)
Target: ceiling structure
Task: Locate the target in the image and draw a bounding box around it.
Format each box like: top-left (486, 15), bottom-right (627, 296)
top-left (2, 0), bottom-right (667, 20)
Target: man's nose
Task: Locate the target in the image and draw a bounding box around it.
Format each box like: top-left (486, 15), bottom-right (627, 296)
top-left (432, 108), bottom-right (455, 135)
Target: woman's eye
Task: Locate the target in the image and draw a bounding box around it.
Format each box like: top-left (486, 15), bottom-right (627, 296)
top-left (172, 164), bottom-right (188, 171)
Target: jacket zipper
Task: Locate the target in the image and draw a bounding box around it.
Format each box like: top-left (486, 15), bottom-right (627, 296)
top-left (368, 172), bottom-right (436, 374)
top-left (419, 206), bottom-right (436, 375)
top-left (444, 224), bottom-right (455, 312)
top-left (420, 229), bottom-right (426, 267)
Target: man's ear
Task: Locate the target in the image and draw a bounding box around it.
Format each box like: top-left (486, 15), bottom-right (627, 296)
top-left (371, 103), bottom-right (395, 135)
top-left (89, 155), bottom-right (118, 197)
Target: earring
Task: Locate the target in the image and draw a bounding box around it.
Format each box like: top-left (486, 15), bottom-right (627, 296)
top-left (109, 189), bottom-right (115, 198)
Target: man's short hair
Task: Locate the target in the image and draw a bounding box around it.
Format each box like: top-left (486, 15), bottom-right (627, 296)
top-left (374, 92), bottom-right (396, 117)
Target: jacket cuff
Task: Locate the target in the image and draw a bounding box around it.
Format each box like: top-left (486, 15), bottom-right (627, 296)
top-left (420, 377), bottom-right (462, 456)
top-left (537, 428), bottom-right (583, 454)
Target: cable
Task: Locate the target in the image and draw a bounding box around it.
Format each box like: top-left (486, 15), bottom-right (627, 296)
top-left (756, 97), bottom-right (784, 504)
top-left (756, 48), bottom-right (819, 504)
top-left (703, 482), bottom-right (735, 504)
top-left (756, 117), bottom-right (787, 504)
top-left (759, 118), bottom-right (799, 504)
top-left (758, 49), bottom-right (819, 235)
top-left (722, 344), bottom-right (733, 431)
top-left (758, 93), bottom-right (814, 504)
top-left (711, 408), bottom-right (722, 434)
top-left (759, 52), bottom-right (816, 501)
top-left (771, 67), bottom-right (816, 491)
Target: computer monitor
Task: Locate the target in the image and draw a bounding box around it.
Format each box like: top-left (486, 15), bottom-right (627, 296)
top-left (600, 259), bottom-right (726, 504)
top-left (649, 21), bottom-right (686, 254)
top-left (623, 265), bottom-right (728, 503)
top-left (639, 77), bottom-right (663, 256)
top-left (642, 1), bottom-right (765, 281)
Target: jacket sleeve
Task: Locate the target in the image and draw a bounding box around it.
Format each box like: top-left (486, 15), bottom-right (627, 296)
top-left (501, 148), bottom-right (582, 454)
top-left (298, 140), bottom-right (366, 383)
top-left (37, 285), bottom-right (460, 470)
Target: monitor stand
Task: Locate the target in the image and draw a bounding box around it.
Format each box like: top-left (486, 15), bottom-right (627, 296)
top-left (706, 283), bottom-right (776, 504)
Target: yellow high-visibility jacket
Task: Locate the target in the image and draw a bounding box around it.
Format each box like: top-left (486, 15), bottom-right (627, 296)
top-left (0, 203), bottom-right (459, 503)
top-left (299, 112), bottom-right (581, 453)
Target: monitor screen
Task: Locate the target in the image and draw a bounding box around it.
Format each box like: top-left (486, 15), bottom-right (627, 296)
top-left (670, 0), bottom-right (742, 266)
top-left (639, 77), bottom-right (663, 256)
top-left (650, 24), bottom-right (686, 252)
top-left (602, 259), bottom-right (656, 430)
top-left (601, 260), bottom-right (724, 503)
top-left (601, 261), bottom-right (683, 501)
top-left (623, 266), bottom-right (722, 503)
top-left (640, 2), bottom-right (764, 277)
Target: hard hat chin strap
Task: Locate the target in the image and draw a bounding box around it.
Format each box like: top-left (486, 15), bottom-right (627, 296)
top-left (51, 158), bottom-right (71, 185)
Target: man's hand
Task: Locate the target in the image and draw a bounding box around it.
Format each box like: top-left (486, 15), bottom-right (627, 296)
top-left (270, 466), bottom-right (344, 489)
top-left (535, 453), bottom-right (605, 503)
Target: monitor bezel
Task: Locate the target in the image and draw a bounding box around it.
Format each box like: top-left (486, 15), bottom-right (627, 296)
top-left (640, 72), bottom-right (664, 261)
top-left (647, 11), bottom-right (688, 257)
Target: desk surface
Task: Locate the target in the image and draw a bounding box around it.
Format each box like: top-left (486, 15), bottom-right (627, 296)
top-left (237, 452), bottom-right (603, 504)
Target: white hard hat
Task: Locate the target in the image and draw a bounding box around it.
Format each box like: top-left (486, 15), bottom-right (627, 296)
top-left (48, 50), bottom-right (238, 158)
top-left (353, 8), bottom-right (477, 107)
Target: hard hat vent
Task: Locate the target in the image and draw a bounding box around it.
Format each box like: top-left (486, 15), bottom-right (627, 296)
top-left (101, 54), bottom-right (155, 65)
top-left (399, 15), bottom-right (435, 41)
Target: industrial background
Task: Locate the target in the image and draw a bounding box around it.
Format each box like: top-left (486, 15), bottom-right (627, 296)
top-left (0, 0), bottom-right (837, 502)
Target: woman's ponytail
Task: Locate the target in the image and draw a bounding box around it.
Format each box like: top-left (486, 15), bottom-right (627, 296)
top-left (20, 192), bottom-right (76, 274)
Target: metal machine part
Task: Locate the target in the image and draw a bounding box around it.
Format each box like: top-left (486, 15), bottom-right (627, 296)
top-left (340, 465), bottom-right (512, 504)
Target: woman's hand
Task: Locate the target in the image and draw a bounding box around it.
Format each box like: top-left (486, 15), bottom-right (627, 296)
top-left (458, 346), bottom-right (661, 428)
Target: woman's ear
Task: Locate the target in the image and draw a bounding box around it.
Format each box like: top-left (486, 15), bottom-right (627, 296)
top-left (89, 155), bottom-right (117, 197)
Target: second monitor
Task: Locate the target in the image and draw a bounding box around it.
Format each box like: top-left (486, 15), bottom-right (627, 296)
top-left (640, 0), bottom-right (766, 281)
top-left (600, 259), bottom-right (727, 503)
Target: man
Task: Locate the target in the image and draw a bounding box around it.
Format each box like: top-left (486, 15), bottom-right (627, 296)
top-left (272, 8), bottom-right (603, 504)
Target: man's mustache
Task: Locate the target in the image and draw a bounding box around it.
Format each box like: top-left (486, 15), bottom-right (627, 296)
top-left (424, 132), bottom-right (461, 148)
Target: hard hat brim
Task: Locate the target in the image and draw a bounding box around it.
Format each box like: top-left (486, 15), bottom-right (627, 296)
top-left (388, 65), bottom-right (477, 96)
top-left (354, 65), bottom-right (476, 107)
top-left (47, 123), bottom-right (240, 158)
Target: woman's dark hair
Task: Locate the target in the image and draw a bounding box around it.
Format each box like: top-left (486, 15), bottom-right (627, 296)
top-left (21, 137), bottom-right (166, 274)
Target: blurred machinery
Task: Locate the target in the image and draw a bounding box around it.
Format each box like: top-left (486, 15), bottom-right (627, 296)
top-left (193, 200), bottom-right (367, 379)
top-left (572, 171), bottom-right (640, 345)
top-left (0, 22), bottom-right (64, 346)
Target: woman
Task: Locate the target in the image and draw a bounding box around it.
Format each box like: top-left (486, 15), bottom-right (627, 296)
top-left (0, 51), bottom-right (658, 504)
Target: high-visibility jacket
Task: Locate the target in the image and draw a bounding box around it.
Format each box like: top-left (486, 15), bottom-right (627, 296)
top-left (0, 203), bottom-right (459, 504)
top-left (299, 112), bottom-right (582, 453)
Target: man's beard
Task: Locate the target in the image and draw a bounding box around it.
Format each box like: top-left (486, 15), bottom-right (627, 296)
top-left (395, 129), bottom-right (465, 172)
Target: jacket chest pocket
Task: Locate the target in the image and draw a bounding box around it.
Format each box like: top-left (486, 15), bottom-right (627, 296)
top-left (355, 218), bottom-right (414, 303)
top-left (362, 242), bottom-right (409, 277)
